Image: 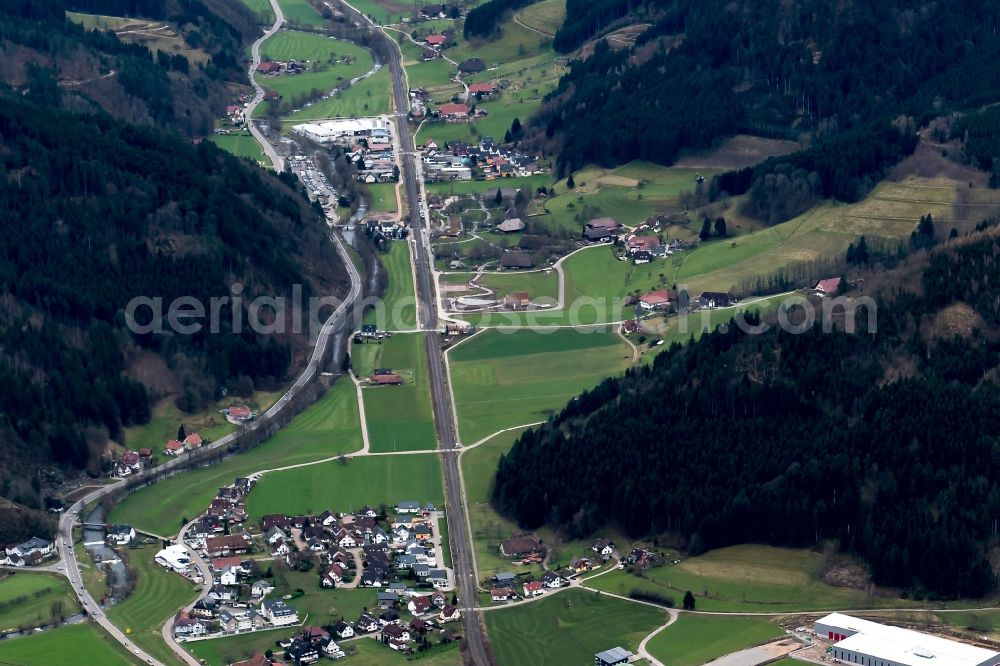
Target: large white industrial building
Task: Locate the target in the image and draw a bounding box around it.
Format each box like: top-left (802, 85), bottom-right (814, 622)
top-left (816, 613), bottom-right (1000, 666)
top-left (291, 116), bottom-right (391, 144)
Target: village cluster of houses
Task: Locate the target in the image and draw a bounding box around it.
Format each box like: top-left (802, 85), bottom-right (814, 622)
top-left (421, 137), bottom-right (543, 182)
top-left (257, 58), bottom-right (307, 79)
top-left (347, 135), bottom-right (398, 184)
top-left (333, 587), bottom-right (461, 655)
top-left (487, 536), bottom-right (619, 603)
top-left (0, 537), bottom-right (54, 567)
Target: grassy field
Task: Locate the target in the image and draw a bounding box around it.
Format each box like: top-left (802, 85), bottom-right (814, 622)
top-left (246, 452), bottom-right (444, 518)
top-left (186, 626), bottom-right (300, 666)
top-left (484, 588), bottom-right (665, 666)
top-left (277, 0), bottom-right (326, 26)
top-left (106, 547), bottom-right (199, 666)
top-left (587, 544), bottom-right (917, 612)
top-left (110, 379), bottom-right (362, 536)
top-left (0, 622), bottom-right (139, 665)
top-left (345, 0), bottom-right (413, 24)
top-left (442, 269), bottom-right (559, 302)
top-left (0, 573), bottom-right (81, 632)
top-left (260, 32), bottom-right (373, 100)
top-left (208, 133), bottom-right (265, 163)
top-left (366, 182), bottom-right (399, 214)
top-left (348, 637), bottom-right (462, 664)
top-left (286, 67), bottom-right (392, 120)
top-left (646, 614), bottom-right (783, 666)
top-left (448, 328), bottom-right (632, 443)
top-left (354, 333), bottom-right (436, 452)
top-left (74, 540), bottom-right (109, 604)
top-left (364, 242), bottom-right (416, 330)
top-left (514, 0), bottom-right (566, 35)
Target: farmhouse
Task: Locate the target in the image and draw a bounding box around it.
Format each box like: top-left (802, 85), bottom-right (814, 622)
top-left (815, 613), bottom-right (1000, 666)
top-left (698, 291), bottom-right (732, 308)
top-left (504, 292), bottom-right (530, 310)
top-left (257, 60), bottom-right (280, 74)
top-left (438, 103), bottom-right (470, 120)
top-left (423, 34), bottom-right (446, 46)
top-left (595, 646), bottom-right (633, 666)
top-left (814, 277), bottom-right (843, 295)
top-left (586, 217), bottom-right (622, 232)
top-left (369, 371), bottom-right (404, 385)
top-left (469, 82), bottom-right (494, 96)
top-left (499, 534), bottom-right (542, 558)
top-left (583, 227), bottom-right (616, 242)
top-left (627, 235), bottom-right (660, 254)
top-left (638, 289), bottom-right (676, 311)
top-left (500, 253), bottom-right (533, 269)
top-left (458, 58), bottom-right (485, 74)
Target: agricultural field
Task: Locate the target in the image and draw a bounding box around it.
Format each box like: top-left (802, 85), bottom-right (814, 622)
top-left (365, 182), bottom-right (399, 214)
top-left (0, 573), bottom-right (81, 632)
top-left (513, 0), bottom-right (566, 36)
top-left (276, 0), bottom-right (326, 26)
top-left (484, 588), bottom-right (665, 666)
top-left (208, 133), bottom-right (265, 163)
top-left (354, 333), bottom-right (436, 451)
top-left (246, 452), bottom-right (445, 518)
top-left (260, 32), bottom-right (373, 100)
top-left (448, 327), bottom-right (632, 443)
top-left (364, 243), bottom-right (417, 330)
top-left (586, 544), bottom-right (917, 613)
top-left (110, 379), bottom-right (362, 536)
top-left (645, 614), bottom-right (783, 666)
top-left (0, 622), bottom-right (139, 666)
top-left (106, 547), bottom-right (199, 666)
top-left (286, 67), bottom-right (392, 120)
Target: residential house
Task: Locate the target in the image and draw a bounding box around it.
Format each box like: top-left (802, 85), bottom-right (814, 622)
top-left (205, 534), bottom-right (251, 557)
top-left (165, 439), bottom-right (184, 455)
top-left (264, 526), bottom-right (287, 545)
top-left (257, 60), bottom-right (280, 74)
top-left (191, 598), bottom-right (217, 619)
top-left (583, 227), bottom-right (616, 242)
top-left (439, 605), bottom-right (460, 623)
top-left (218, 565), bottom-right (239, 587)
top-left (592, 539), bottom-right (615, 560)
top-left (106, 524), bottom-right (136, 545)
top-left (333, 621), bottom-right (355, 639)
top-left (319, 638), bottom-right (345, 659)
top-left (408, 595), bottom-right (433, 616)
top-left (423, 34), bottom-right (446, 47)
top-left (263, 599), bottom-right (299, 626)
top-left (382, 623), bottom-right (411, 645)
top-left (395, 501), bottom-right (420, 514)
top-left (499, 253), bottom-right (533, 270)
top-left (377, 592), bottom-right (399, 610)
top-left (208, 585), bottom-right (237, 602)
top-left (334, 528), bottom-right (358, 549)
top-left (184, 433), bottom-right (202, 449)
top-left (227, 405), bottom-right (253, 421)
top-left (271, 539), bottom-right (289, 557)
top-left (438, 103), bottom-right (470, 120)
top-left (541, 571), bottom-right (566, 588)
top-left (287, 638), bottom-right (320, 665)
top-left (469, 82), bottom-right (494, 97)
top-left (261, 514), bottom-right (292, 532)
top-left (428, 569), bottom-right (449, 590)
top-left (490, 587), bottom-right (515, 602)
top-left (570, 557), bottom-right (593, 574)
top-left (8, 537), bottom-right (53, 559)
top-left (627, 235), bottom-right (661, 255)
top-left (493, 572), bottom-right (516, 586)
top-left (322, 563), bottom-right (347, 588)
top-left (523, 580), bottom-right (543, 597)
top-left (251, 579), bottom-right (274, 598)
top-left (172, 612), bottom-right (208, 637)
top-left (355, 613), bottom-right (380, 633)
top-left (457, 58), bottom-right (485, 74)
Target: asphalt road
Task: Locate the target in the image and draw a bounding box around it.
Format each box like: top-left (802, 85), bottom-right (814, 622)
top-left (246, 0), bottom-right (286, 172)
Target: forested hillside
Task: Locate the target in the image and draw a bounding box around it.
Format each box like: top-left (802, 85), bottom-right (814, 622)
top-left (494, 229), bottom-right (1000, 598)
top-left (0, 87), bottom-right (346, 540)
top-left (539, 0), bottom-right (1000, 221)
top-left (0, 0), bottom-right (255, 134)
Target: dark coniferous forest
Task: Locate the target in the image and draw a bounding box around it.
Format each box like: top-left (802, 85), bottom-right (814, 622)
top-left (494, 232), bottom-right (1000, 598)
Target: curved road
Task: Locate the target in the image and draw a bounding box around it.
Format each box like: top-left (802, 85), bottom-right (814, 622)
top-left (246, 0), bottom-right (286, 172)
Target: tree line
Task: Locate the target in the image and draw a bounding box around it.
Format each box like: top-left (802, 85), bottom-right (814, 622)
top-left (493, 231), bottom-right (1000, 598)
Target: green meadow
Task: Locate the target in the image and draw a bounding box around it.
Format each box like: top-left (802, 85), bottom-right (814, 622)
top-left (209, 133), bottom-right (265, 163)
top-left (0, 623), bottom-right (139, 666)
top-left (286, 67), bottom-right (392, 120)
top-left (354, 333), bottom-right (436, 451)
top-left (484, 588), bottom-right (665, 666)
top-left (246, 453), bottom-right (444, 517)
top-left (645, 614), bottom-right (783, 666)
top-left (276, 0), bottom-right (326, 26)
top-left (110, 379), bottom-right (363, 536)
top-left (106, 547), bottom-right (199, 666)
top-left (448, 327), bottom-right (632, 443)
top-left (366, 181), bottom-right (399, 214)
top-left (0, 573), bottom-right (81, 632)
top-left (587, 544), bottom-right (917, 613)
top-left (513, 0), bottom-right (566, 36)
top-left (364, 242), bottom-right (416, 330)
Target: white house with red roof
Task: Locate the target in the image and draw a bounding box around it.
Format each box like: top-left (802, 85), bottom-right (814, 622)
top-left (423, 34), bottom-right (446, 47)
top-left (638, 289), bottom-right (676, 311)
top-left (184, 433), bottom-right (203, 449)
top-left (469, 82), bottom-right (494, 96)
top-left (165, 439), bottom-right (184, 455)
top-left (437, 103), bottom-right (469, 120)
